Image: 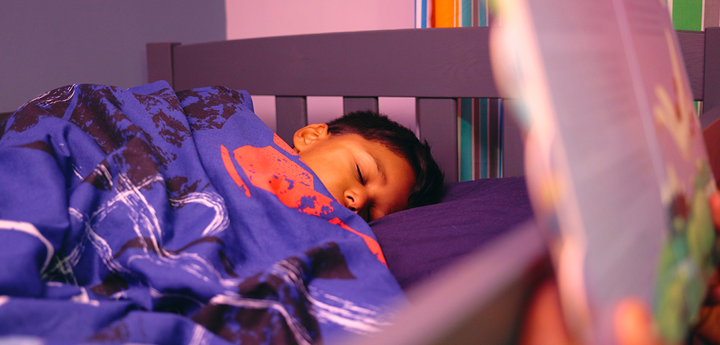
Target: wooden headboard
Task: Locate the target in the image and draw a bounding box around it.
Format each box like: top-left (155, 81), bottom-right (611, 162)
top-left (147, 26), bottom-right (720, 183)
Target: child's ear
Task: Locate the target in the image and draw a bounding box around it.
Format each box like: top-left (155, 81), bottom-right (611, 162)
top-left (293, 123), bottom-right (330, 152)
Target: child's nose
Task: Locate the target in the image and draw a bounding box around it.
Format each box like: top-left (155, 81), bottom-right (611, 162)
top-left (345, 191), bottom-right (367, 213)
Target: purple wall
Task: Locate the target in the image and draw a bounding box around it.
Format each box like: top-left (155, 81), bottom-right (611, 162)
top-left (0, 1), bottom-right (225, 113)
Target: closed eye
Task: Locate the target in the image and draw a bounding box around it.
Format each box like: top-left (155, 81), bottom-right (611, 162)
top-left (356, 165), bottom-right (365, 185)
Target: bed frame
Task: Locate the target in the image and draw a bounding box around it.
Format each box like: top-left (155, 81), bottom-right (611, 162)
top-left (146, 26), bottom-right (720, 185)
top-left (146, 27), bottom-right (720, 344)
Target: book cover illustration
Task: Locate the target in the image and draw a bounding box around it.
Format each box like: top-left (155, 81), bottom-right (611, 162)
top-left (653, 29), bottom-right (716, 341)
top-left (490, 0), bottom-right (717, 343)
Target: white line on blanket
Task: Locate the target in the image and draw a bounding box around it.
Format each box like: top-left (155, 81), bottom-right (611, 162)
top-left (273, 260), bottom-right (391, 334)
top-left (66, 172), bottom-right (238, 293)
top-left (168, 192), bottom-right (229, 237)
top-left (189, 324), bottom-right (211, 345)
top-left (0, 219), bottom-right (54, 273)
top-left (71, 287), bottom-right (99, 307)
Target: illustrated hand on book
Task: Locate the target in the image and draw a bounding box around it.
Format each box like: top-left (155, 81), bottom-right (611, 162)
top-left (520, 192), bottom-right (720, 345)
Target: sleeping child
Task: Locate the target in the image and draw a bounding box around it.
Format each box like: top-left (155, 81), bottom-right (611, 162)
top-left (293, 110), bottom-right (443, 222)
top-left (0, 82), bottom-right (441, 344)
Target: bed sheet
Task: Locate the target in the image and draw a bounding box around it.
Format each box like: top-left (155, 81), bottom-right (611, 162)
top-left (0, 82), bottom-right (403, 345)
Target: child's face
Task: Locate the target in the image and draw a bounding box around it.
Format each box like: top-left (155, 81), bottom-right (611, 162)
top-left (294, 124), bottom-right (415, 222)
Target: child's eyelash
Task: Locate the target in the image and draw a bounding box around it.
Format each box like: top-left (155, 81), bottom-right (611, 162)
top-left (356, 165), bottom-right (365, 185)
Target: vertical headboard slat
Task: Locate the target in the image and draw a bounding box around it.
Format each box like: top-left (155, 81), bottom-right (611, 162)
top-left (704, 27), bottom-right (720, 111)
top-left (417, 98), bottom-right (459, 183)
top-left (487, 99), bottom-right (502, 179)
top-left (677, 30), bottom-right (705, 101)
top-left (501, 100), bottom-right (526, 178)
top-left (276, 96), bottom-right (308, 145)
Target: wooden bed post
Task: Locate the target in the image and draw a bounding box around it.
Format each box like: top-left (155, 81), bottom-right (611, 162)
top-left (677, 31), bottom-right (705, 102)
top-left (417, 98), bottom-right (458, 183)
top-left (146, 42), bottom-right (180, 87)
top-left (501, 100), bottom-right (526, 178)
top-left (488, 99), bottom-right (502, 179)
top-left (276, 96), bottom-right (308, 146)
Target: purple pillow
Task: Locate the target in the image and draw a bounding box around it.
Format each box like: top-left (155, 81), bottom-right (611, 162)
top-left (370, 176), bottom-right (534, 290)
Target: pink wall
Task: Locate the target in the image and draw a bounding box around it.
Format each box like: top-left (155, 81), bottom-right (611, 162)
top-left (226, 0), bottom-right (413, 39)
top-left (225, 0), bottom-right (417, 133)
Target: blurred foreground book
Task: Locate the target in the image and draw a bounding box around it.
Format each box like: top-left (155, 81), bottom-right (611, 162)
top-left (491, 0), bottom-right (718, 343)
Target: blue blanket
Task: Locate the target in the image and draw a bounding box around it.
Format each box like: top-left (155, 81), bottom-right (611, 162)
top-left (0, 82), bottom-right (403, 344)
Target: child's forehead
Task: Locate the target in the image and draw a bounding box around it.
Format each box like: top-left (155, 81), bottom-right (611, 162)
top-left (331, 133), bottom-right (408, 159)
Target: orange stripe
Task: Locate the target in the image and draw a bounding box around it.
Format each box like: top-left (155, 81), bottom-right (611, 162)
top-left (221, 145), bottom-right (251, 197)
top-left (329, 218), bottom-right (387, 266)
top-left (433, 0), bottom-right (456, 28)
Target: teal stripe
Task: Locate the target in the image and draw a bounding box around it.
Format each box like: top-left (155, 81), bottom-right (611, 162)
top-left (460, 98), bottom-right (473, 181)
top-left (462, 0), bottom-right (472, 28)
top-left (480, 98), bottom-right (488, 178)
top-left (478, 0), bottom-right (487, 27)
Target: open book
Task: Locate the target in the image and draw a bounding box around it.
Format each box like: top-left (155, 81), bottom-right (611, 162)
top-left (491, 0), bottom-right (717, 343)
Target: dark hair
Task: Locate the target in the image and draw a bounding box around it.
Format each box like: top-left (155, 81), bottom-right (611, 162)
top-left (326, 111), bottom-right (444, 208)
